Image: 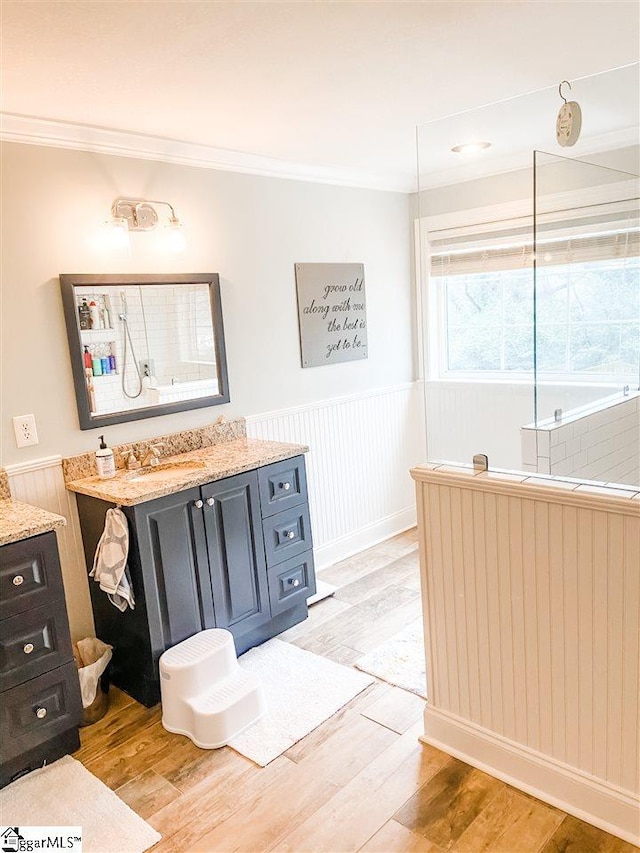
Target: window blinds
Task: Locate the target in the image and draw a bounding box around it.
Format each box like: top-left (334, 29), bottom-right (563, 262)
top-left (429, 208), bottom-right (640, 277)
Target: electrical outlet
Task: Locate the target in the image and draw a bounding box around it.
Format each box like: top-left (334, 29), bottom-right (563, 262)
top-left (13, 414), bottom-right (39, 448)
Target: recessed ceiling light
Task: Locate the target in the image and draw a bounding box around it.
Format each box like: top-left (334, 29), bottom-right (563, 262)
top-left (451, 142), bottom-right (492, 154)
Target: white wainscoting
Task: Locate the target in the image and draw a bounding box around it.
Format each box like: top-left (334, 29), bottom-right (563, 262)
top-left (247, 382), bottom-right (424, 569)
top-left (4, 383), bottom-right (423, 637)
top-left (5, 456), bottom-right (95, 642)
top-left (412, 465), bottom-right (640, 844)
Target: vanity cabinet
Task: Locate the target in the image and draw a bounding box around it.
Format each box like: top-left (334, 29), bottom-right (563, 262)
top-left (76, 455), bottom-right (315, 707)
top-left (0, 532), bottom-right (82, 788)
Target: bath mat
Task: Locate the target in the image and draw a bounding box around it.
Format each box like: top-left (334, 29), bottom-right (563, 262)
top-left (355, 620), bottom-right (427, 698)
top-left (0, 755), bottom-right (161, 853)
top-left (230, 638), bottom-right (374, 765)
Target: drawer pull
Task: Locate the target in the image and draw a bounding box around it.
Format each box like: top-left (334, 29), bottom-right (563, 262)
top-left (206, 497), bottom-right (215, 506)
top-left (35, 707), bottom-right (47, 719)
top-left (194, 499), bottom-right (204, 509)
top-left (288, 578), bottom-right (301, 588)
top-left (280, 482), bottom-right (291, 491)
top-left (12, 575), bottom-right (24, 586)
top-left (284, 530), bottom-right (295, 540)
top-left (23, 643), bottom-right (35, 655)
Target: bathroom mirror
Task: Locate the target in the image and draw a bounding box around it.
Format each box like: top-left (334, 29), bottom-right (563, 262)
top-left (60, 273), bottom-right (230, 430)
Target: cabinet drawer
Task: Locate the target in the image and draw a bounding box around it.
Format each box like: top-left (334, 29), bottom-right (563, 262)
top-left (0, 600), bottom-right (74, 692)
top-left (267, 551), bottom-right (316, 616)
top-left (262, 504), bottom-right (312, 568)
top-left (0, 532), bottom-right (65, 620)
top-left (0, 662), bottom-right (82, 763)
top-left (258, 456), bottom-right (307, 517)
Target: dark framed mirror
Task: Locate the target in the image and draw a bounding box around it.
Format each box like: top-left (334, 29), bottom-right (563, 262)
top-left (60, 273), bottom-right (230, 430)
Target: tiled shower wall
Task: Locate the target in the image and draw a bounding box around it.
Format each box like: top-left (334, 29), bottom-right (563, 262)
top-left (521, 392), bottom-right (640, 485)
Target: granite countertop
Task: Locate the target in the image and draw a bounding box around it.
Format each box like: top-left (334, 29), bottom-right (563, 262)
top-left (65, 437), bottom-right (309, 506)
top-left (0, 500), bottom-right (67, 547)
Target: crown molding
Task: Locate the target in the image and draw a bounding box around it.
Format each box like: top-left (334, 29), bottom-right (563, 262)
top-left (0, 113), bottom-right (411, 194)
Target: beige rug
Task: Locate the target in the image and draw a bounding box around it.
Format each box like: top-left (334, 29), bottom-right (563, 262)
top-left (355, 620), bottom-right (427, 698)
top-left (0, 755), bottom-right (161, 853)
top-left (230, 638), bottom-right (374, 765)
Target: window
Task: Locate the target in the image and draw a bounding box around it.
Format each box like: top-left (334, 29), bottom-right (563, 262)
top-left (425, 193), bottom-right (640, 384)
top-left (441, 256), bottom-right (640, 380)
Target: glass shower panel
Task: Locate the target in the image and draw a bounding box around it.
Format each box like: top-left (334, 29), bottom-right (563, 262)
top-left (416, 64), bottom-right (639, 476)
top-left (533, 151), bottom-right (640, 485)
top-left (415, 97), bottom-right (539, 473)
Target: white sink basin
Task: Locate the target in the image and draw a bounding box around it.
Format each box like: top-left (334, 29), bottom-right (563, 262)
top-left (124, 460), bottom-right (207, 483)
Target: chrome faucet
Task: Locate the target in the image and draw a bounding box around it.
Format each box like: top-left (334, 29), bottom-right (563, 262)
top-left (141, 443), bottom-right (164, 467)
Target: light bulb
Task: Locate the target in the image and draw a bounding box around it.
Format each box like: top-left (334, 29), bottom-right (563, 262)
top-left (107, 216), bottom-right (130, 249)
top-left (167, 218), bottom-right (186, 252)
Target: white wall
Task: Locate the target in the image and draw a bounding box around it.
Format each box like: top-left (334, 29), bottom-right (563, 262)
top-left (1, 142), bottom-right (414, 464)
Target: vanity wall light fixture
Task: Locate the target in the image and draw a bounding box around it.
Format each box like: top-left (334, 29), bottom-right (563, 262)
top-left (108, 198), bottom-right (186, 251)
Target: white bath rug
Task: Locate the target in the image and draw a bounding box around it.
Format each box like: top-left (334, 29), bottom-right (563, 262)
top-left (0, 755), bottom-right (161, 853)
top-left (230, 639), bottom-right (374, 766)
top-left (355, 620), bottom-right (427, 698)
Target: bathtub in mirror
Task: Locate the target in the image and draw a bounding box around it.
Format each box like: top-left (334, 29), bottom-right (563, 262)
top-left (60, 273), bottom-right (230, 430)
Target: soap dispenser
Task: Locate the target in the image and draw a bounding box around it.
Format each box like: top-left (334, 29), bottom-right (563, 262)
top-left (95, 435), bottom-right (116, 479)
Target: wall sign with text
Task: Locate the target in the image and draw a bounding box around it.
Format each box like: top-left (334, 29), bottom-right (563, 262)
top-left (295, 263), bottom-right (368, 368)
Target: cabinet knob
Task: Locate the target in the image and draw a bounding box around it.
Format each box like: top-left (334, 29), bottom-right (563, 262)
top-left (285, 530), bottom-right (295, 540)
top-left (23, 643), bottom-right (34, 655)
top-left (280, 482), bottom-right (291, 491)
top-left (35, 707), bottom-right (47, 719)
top-left (289, 578), bottom-right (301, 587)
top-left (194, 499), bottom-right (204, 509)
top-left (206, 497), bottom-right (215, 506)
top-left (12, 575), bottom-right (24, 586)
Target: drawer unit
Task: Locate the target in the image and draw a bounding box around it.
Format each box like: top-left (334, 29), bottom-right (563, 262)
top-left (262, 504), bottom-right (312, 568)
top-left (0, 532), bottom-right (65, 620)
top-left (0, 663), bottom-right (82, 763)
top-left (0, 530), bottom-right (81, 788)
top-left (258, 456), bottom-right (307, 517)
top-left (267, 551), bottom-right (316, 616)
top-left (260, 456), bottom-right (316, 623)
top-left (0, 600), bottom-right (73, 692)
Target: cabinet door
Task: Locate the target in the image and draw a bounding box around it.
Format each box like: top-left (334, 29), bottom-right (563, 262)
top-left (202, 472), bottom-right (270, 638)
top-left (132, 487), bottom-right (215, 654)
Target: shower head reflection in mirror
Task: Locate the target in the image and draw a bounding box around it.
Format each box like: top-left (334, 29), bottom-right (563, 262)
top-left (60, 273), bottom-right (230, 430)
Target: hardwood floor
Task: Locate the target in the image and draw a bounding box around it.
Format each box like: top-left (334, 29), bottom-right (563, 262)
top-left (77, 529), bottom-right (639, 852)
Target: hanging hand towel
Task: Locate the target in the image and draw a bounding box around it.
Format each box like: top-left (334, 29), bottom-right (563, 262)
top-left (89, 507), bottom-right (135, 612)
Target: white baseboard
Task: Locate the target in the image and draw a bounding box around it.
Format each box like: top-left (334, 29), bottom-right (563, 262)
top-left (420, 705), bottom-right (640, 846)
top-left (314, 506), bottom-right (416, 571)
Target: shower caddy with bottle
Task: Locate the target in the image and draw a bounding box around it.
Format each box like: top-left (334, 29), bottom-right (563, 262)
top-left (77, 293), bottom-right (118, 377)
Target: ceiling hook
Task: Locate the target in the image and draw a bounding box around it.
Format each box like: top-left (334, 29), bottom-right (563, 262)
top-left (558, 80), bottom-right (572, 104)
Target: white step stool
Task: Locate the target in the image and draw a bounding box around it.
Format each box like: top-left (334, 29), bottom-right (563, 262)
top-left (159, 629), bottom-right (266, 748)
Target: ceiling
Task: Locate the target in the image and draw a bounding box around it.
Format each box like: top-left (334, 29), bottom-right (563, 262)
top-left (2, 0), bottom-right (639, 191)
